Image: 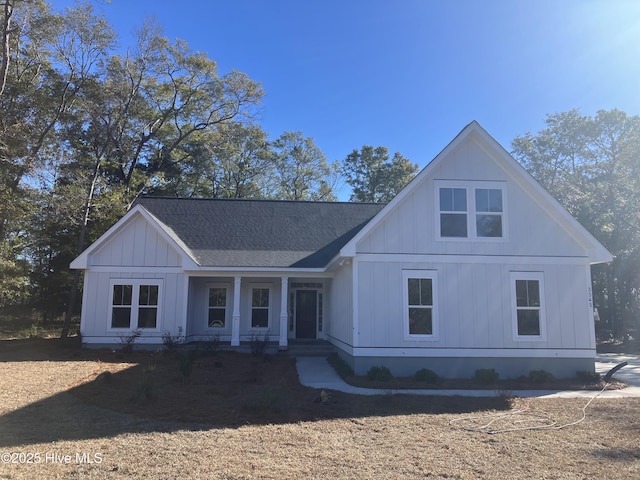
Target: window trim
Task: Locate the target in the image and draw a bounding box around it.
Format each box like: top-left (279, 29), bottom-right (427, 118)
top-left (107, 279), bottom-right (162, 332)
top-left (206, 283), bottom-right (230, 330)
top-left (435, 181), bottom-right (507, 242)
top-left (402, 270), bottom-right (439, 341)
top-left (250, 284), bottom-right (272, 330)
top-left (510, 272), bottom-right (546, 342)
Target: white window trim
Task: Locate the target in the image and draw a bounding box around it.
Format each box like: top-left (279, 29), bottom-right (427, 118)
top-left (434, 180), bottom-right (508, 242)
top-left (402, 270), bottom-right (439, 341)
top-left (510, 271), bottom-right (547, 342)
top-left (249, 283), bottom-right (272, 330)
top-left (107, 279), bottom-right (163, 332)
top-left (206, 283), bottom-right (231, 330)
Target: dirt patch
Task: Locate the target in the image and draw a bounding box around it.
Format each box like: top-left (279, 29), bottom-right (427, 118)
top-left (1, 339), bottom-right (639, 479)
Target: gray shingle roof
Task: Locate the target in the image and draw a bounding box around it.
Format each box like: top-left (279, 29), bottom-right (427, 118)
top-left (136, 197), bottom-right (385, 268)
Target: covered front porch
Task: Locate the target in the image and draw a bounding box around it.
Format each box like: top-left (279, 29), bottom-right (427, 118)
top-left (184, 273), bottom-right (330, 350)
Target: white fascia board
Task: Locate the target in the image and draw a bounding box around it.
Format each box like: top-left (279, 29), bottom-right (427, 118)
top-left (69, 204), bottom-right (200, 270)
top-left (471, 127), bottom-right (613, 265)
top-left (339, 121), bottom-right (482, 258)
top-left (141, 208), bottom-right (199, 269)
top-left (70, 205), bottom-right (147, 269)
top-left (340, 120), bottom-right (613, 265)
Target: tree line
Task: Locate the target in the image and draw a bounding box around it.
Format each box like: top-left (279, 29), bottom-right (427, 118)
top-left (1, 2), bottom-right (638, 340)
top-left (0, 1), bottom-right (419, 325)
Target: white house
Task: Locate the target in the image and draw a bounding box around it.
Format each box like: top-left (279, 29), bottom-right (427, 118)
top-left (71, 121), bottom-right (612, 378)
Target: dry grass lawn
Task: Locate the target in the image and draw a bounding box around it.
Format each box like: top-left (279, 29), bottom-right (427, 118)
top-left (0, 338), bottom-right (639, 479)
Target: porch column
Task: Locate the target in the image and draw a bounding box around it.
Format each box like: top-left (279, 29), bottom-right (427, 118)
top-left (231, 276), bottom-right (241, 346)
top-left (279, 276), bottom-right (289, 349)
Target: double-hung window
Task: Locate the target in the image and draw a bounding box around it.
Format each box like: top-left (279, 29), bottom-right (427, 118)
top-left (436, 182), bottom-right (506, 240)
top-left (251, 287), bottom-right (270, 328)
top-left (110, 280), bottom-right (161, 330)
top-left (403, 270), bottom-right (438, 339)
top-left (511, 272), bottom-right (546, 340)
top-left (208, 286), bottom-right (227, 328)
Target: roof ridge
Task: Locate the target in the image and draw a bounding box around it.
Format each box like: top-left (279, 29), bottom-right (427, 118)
top-left (137, 196), bottom-right (385, 206)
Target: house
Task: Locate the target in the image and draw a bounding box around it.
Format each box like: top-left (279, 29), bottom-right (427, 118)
top-left (71, 121), bottom-right (612, 379)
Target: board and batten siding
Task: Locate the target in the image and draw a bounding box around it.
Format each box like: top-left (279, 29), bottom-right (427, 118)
top-left (356, 136), bottom-right (591, 259)
top-left (90, 214), bottom-right (181, 267)
top-left (79, 270), bottom-right (187, 343)
top-left (354, 259), bottom-right (594, 351)
top-left (326, 263), bottom-right (354, 348)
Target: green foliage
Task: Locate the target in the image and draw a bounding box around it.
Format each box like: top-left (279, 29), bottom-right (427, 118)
top-left (366, 365), bottom-right (393, 382)
top-left (327, 353), bottom-right (354, 379)
top-left (528, 370), bottom-right (555, 384)
top-left (512, 109), bottom-right (640, 337)
top-left (576, 370), bottom-right (602, 383)
top-left (474, 368), bottom-right (499, 384)
top-left (271, 131), bottom-right (337, 201)
top-left (414, 368), bottom-right (440, 384)
top-left (342, 145), bottom-right (419, 202)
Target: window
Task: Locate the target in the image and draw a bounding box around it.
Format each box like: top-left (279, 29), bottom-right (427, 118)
top-left (436, 182), bottom-right (506, 240)
top-left (475, 188), bottom-right (503, 237)
top-left (251, 287), bottom-right (270, 328)
top-left (403, 270), bottom-right (438, 339)
top-left (511, 272), bottom-right (545, 340)
top-left (110, 281), bottom-right (161, 330)
top-left (208, 287), bottom-right (227, 328)
top-left (112, 284), bottom-right (133, 328)
top-left (439, 187), bottom-right (467, 237)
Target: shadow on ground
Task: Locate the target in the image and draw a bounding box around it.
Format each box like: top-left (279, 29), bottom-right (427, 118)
top-left (0, 339), bottom-right (512, 448)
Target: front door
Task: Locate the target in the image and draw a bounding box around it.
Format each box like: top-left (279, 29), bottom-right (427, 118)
top-left (295, 290), bottom-right (317, 339)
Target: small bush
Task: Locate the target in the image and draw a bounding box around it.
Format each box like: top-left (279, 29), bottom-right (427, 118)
top-left (576, 370), bottom-right (601, 383)
top-left (249, 330), bottom-right (270, 356)
top-left (119, 329), bottom-right (141, 353)
top-left (162, 331), bottom-right (184, 352)
top-left (474, 368), bottom-right (499, 384)
top-left (366, 366), bottom-right (393, 382)
top-left (414, 368), bottom-right (440, 384)
top-left (179, 349), bottom-right (198, 383)
top-left (131, 365), bottom-right (156, 402)
top-left (327, 353), bottom-right (354, 378)
top-left (528, 369), bottom-right (555, 384)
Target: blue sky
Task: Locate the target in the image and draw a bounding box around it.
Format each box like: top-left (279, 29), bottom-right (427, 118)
top-left (52, 0), bottom-right (640, 193)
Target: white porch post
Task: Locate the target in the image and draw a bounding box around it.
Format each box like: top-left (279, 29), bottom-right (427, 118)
top-left (279, 276), bottom-right (289, 349)
top-left (231, 276), bottom-right (241, 346)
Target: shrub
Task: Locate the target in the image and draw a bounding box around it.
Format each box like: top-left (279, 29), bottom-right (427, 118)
top-left (131, 365), bottom-right (156, 402)
top-left (366, 365), bottom-right (393, 382)
top-left (414, 368), bottom-right (440, 384)
top-left (119, 329), bottom-right (141, 353)
top-left (576, 370), bottom-right (601, 383)
top-left (528, 369), bottom-right (555, 384)
top-left (327, 353), bottom-right (354, 378)
top-left (179, 349), bottom-right (198, 383)
top-left (162, 331), bottom-right (184, 352)
top-left (249, 330), bottom-right (270, 356)
top-left (474, 368), bottom-right (499, 384)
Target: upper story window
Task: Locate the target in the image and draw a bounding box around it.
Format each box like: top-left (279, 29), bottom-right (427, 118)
top-left (436, 181), bottom-right (506, 240)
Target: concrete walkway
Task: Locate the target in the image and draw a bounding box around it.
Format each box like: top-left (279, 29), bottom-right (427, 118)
top-left (295, 354), bottom-right (640, 398)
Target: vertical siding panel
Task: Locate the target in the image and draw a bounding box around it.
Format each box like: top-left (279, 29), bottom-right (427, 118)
top-left (144, 223), bottom-right (157, 266)
top-left (457, 263), bottom-right (476, 347)
top-left (441, 264), bottom-right (460, 346)
top-left (473, 264), bottom-right (490, 348)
